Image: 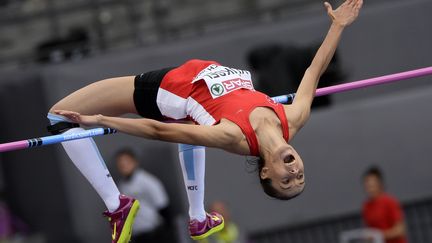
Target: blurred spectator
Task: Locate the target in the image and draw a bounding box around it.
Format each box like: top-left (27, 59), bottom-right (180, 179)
top-left (199, 201), bottom-right (243, 243)
top-left (362, 166), bottom-right (408, 243)
top-left (0, 196), bottom-right (13, 241)
top-left (0, 191), bottom-right (32, 243)
top-left (115, 148), bottom-right (171, 243)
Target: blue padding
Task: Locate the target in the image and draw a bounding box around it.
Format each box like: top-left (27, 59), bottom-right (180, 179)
top-left (178, 144), bottom-right (204, 180)
top-left (183, 149), bottom-right (195, 180)
top-left (178, 143), bottom-right (205, 152)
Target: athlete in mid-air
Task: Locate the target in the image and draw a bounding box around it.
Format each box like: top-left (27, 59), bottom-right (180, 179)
top-left (47, 1), bottom-right (362, 242)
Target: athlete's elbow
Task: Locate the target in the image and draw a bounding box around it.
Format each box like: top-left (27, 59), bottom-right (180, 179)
top-left (140, 119), bottom-right (161, 140)
top-left (152, 124), bottom-right (166, 140)
top-left (151, 122), bottom-right (178, 142)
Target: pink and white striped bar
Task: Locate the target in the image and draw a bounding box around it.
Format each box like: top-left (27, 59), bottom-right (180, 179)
top-left (271, 66), bottom-right (432, 104)
top-left (315, 66), bottom-right (432, 97)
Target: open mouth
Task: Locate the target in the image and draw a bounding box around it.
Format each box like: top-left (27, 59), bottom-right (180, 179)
top-left (284, 154), bottom-right (296, 165)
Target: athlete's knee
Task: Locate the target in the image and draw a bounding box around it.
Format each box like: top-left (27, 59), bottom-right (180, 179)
top-left (48, 102), bottom-right (65, 114)
top-left (47, 112), bottom-right (80, 135)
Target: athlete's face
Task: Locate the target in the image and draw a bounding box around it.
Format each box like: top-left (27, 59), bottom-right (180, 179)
top-left (260, 144), bottom-right (305, 198)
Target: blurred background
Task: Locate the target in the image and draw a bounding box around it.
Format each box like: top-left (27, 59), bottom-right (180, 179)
top-left (0, 0), bottom-right (432, 242)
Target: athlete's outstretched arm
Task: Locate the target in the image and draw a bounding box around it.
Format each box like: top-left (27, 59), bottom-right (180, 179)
top-left (289, 0), bottom-right (362, 128)
top-left (53, 110), bottom-right (237, 149)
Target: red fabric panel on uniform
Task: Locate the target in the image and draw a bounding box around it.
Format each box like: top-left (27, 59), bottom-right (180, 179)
top-left (159, 59), bottom-right (290, 156)
top-left (160, 59), bottom-right (220, 98)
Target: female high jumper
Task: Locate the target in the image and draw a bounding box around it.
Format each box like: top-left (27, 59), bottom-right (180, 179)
top-left (47, 1), bottom-right (362, 242)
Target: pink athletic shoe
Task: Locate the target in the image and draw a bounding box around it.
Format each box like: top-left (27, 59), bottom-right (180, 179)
top-left (103, 195), bottom-right (140, 243)
top-left (189, 212), bottom-right (225, 240)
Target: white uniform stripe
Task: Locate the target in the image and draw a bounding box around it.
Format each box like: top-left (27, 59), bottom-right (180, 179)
top-left (186, 98), bottom-right (216, 126)
top-left (156, 88), bottom-right (216, 125)
top-left (156, 88), bottom-right (188, 120)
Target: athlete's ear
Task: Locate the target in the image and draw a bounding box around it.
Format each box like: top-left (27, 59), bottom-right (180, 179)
top-left (260, 167), bottom-right (270, 179)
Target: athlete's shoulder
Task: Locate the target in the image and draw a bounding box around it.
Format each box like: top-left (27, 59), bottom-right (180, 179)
top-left (218, 122), bottom-right (251, 155)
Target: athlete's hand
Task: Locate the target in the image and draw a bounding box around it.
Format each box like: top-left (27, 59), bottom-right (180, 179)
top-left (53, 110), bottom-right (102, 127)
top-left (324, 0), bottom-right (363, 27)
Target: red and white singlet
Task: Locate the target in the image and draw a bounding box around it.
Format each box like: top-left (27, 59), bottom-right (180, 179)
top-left (156, 59), bottom-right (289, 156)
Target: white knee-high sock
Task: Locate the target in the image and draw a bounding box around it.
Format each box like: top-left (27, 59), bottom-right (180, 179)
top-left (178, 144), bottom-right (206, 222)
top-left (48, 113), bottom-right (120, 212)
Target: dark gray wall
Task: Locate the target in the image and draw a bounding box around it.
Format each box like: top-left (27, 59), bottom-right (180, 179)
top-left (0, 0), bottom-right (431, 241)
top-left (0, 72), bottom-right (76, 243)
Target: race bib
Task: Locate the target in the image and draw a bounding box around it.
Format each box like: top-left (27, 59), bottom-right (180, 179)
top-left (192, 64), bottom-right (255, 98)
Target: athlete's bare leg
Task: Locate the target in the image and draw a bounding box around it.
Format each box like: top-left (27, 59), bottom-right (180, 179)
top-left (49, 76), bottom-right (137, 116)
top-left (47, 76), bottom-right (140, 243)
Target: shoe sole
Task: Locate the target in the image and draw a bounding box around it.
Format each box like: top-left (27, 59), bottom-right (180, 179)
top-left (118, 200), bottom-right (140, 243)
top-left (190, 219), bottom-right (225, 240)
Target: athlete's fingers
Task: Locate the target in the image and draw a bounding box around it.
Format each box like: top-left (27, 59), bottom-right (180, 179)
top-left (53, 110), bottom-right (81, 121)
top-left (355, 0), bottom-right (363, 10)
top-left (346, 0), bottom-right (355, 6)
top-left (54, 110), bottom-right (76, 116)
top-left (53, 109), bottom-right (66, 115)
top-left (324, 2), bottom-right (333, 13)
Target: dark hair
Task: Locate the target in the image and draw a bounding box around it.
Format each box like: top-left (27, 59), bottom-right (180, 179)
top-left (256, 157), bottom-right (303, 201)
top-left (363, 166), bottom-right (384, 182)
top-left (115, 148), bottom-right (137, 160)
